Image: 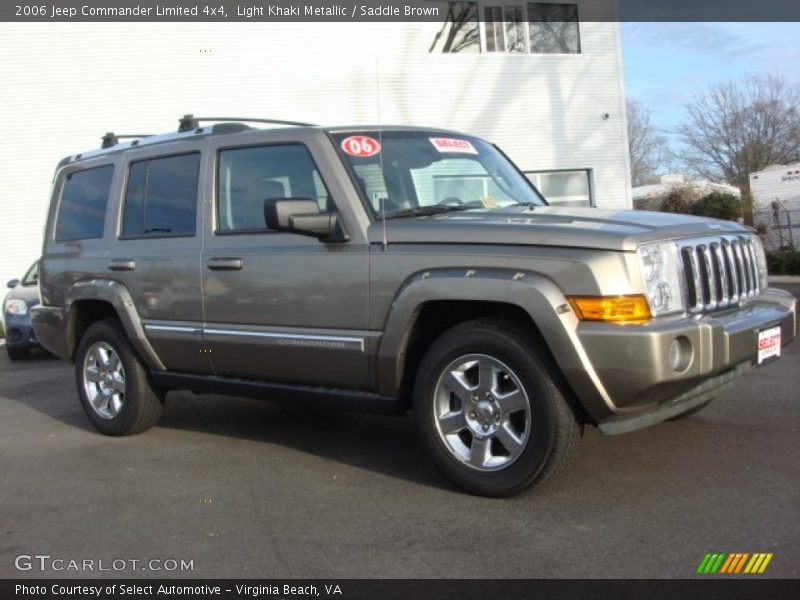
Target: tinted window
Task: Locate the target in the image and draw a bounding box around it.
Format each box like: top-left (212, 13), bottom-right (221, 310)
top-left (217, 144), bottom-right (331, 232)
top-left (122, 153), bottom-right (200, 237)
top-left (55, 165), bottom-right (114, 241)
top-left (122, 162), bottom-right (146, 237)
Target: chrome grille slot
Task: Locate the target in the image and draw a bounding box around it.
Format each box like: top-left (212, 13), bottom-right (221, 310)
top-left (678, 235), bottom-right (761, 314)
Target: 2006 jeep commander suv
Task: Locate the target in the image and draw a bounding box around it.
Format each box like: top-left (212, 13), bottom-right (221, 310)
top-left (32, 116), bottom-right (797, 496)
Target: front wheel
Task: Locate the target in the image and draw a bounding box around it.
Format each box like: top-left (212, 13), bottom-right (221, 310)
top-left (413, 319), bottom-right (582, 497)
top-left (74, 319), bottom-right (163, 436)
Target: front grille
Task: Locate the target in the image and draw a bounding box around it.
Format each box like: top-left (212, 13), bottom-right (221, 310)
top-left (678, 235), bottom-right (761, 313)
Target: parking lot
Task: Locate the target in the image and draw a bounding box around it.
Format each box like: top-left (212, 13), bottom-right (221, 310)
top-left (1, 283), bottom-right (798, 579)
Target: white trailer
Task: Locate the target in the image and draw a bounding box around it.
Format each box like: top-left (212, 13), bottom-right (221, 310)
top-left (750, 164), bottom-right (800, 250)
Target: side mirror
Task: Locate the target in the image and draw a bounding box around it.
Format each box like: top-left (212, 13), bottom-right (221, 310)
top-left (6, 279), bottom-right (19, 289)
top-left (264, 198), bottom-right (348, 242)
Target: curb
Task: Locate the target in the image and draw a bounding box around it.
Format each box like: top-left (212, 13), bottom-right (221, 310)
top-left (769, 276), bottom-right (800, 283)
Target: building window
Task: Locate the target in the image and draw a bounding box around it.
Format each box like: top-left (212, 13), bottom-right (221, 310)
top-left (122, 153), bottom-right (200, 238)
top-left (527, 2), bottom-right (581, 54)
top-left (55, 165), bottom-right (114, 242)
top-left (430, 2), bottom-right (580, 55)
top-left (526, 170), bottom-right (592, 206)
top-left (429, 1), bottom-right (480, 53)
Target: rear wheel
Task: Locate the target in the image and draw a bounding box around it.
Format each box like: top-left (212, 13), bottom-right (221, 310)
top-left (75, 319), bottom-right (163, 436)
top-left (414, 319), bottom-right (582, 497)
top-left (6, 345), bottom-right (30, 361)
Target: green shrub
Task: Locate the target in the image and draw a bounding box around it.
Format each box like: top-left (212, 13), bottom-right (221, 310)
top-left (0, 320), bottom-right (4, 339)
top-left (766, 250), bottom-right (800, 275)
top-left (687, 192), bottom-right (741, 221)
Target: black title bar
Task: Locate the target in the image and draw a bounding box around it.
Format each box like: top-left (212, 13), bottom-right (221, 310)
top-left (4, 0), bottom-right (800, 22)
top-left (3, 579), bottom-right (800, 600)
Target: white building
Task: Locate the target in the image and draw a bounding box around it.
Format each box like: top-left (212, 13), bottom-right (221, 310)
top-left (0, 1), bottom-right (631, 285)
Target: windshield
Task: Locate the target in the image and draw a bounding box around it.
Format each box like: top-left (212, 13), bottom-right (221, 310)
top-left (331, 131), bottom-right (546, 218)
top-left (21, 261), bottom-right (38, 286)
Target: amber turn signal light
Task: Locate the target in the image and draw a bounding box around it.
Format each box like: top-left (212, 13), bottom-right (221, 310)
top-left (567, 295), bottom-right (652, 323)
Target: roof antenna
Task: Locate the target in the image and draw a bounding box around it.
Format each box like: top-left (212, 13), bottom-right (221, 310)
top-left (375, 58), bottom-right (388, 251)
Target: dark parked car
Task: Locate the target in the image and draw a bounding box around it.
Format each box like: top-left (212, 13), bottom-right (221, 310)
top-left (3, 261), bottom-right (41, 360)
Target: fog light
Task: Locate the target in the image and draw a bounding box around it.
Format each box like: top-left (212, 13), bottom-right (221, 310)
top-left (668, 336), bottom-right (692, 372)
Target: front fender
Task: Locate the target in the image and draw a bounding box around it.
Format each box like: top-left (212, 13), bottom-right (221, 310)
top-left (375, 268), bottom-right (617, 423)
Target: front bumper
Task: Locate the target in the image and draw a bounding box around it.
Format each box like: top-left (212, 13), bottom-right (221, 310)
top-left (2, 314), bottom-right (40, 349)
top-left (577, 288), bottom-right (796, 431)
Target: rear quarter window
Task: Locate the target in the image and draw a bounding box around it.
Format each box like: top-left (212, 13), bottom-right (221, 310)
top-left (55, 165), bottom-right (114, 241)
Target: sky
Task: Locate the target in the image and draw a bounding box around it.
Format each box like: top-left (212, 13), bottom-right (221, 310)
top-left (621, 22), bottom-right (800, 151)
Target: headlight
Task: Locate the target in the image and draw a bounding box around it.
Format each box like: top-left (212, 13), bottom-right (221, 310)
top-left (4, 299), bottom-right (28, 315)
top-left (751, 235), bottom-right (769, 290)
top-left (636, 242), bottom-right (685, 317)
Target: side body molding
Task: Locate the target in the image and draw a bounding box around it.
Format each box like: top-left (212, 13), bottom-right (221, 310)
top-left (375, 268), bottom-right (616, 423)
top-left (62, 279), bottom-right (166, 370)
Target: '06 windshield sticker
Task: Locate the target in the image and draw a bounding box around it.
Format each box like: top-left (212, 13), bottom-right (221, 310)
top-left (429, 137), bottom-right (478, 155)
top-left (341, 136), bottom-right (381, 157)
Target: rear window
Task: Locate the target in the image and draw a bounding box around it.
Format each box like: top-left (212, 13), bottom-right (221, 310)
top-left (55, 165), bottom-right (114, 241)
top-left (122, 153), bottom-right (200, 237)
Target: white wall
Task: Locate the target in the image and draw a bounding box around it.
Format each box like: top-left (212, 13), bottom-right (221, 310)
top-left (0, 13), bottom-right (630, 285)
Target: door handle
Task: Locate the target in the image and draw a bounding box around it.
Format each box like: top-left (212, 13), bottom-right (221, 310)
top-left (206, 257), bottom-right (244, 271)
top-left (108, 259), bottom-right (136, 271)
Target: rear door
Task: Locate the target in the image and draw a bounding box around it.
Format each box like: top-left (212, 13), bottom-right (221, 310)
top-left (201, 130), bottom-right (371, 388)
top-left (108, 142), bottom-right (210, 373)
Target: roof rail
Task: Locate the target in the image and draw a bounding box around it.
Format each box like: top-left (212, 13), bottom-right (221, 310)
top-left (177, 114), bottom-right (315, 131)
top-left (101, 132), bottom-right (154, 149)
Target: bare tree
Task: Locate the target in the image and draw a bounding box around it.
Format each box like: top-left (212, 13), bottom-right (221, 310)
top-left (626, 99), bottom-right (669, 186)
top-left (678, 73), bottom-right (800, 192)
top-left (429, 2), bottom-right (480, 53)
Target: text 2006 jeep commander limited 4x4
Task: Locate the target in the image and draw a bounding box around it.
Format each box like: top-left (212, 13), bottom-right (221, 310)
top-left (32, 115), bottom-right (797, 496)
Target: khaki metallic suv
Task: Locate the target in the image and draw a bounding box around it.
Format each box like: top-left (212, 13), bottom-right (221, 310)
top-left (32, 116), bottom-right (797, 496)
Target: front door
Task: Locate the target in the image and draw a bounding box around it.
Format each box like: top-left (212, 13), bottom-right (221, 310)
top-left (201, 133), bottom-right (370, 388)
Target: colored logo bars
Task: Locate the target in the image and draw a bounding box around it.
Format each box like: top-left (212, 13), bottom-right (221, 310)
top-left (696, 552), bottom-right (773, 574)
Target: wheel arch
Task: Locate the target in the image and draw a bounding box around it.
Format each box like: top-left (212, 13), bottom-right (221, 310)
top-left (63, 280), bottom-right (165, 370)
top-left (376, 268), bottom-right (606, 423)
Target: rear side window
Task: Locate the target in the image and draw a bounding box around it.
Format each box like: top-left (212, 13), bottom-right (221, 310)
top-left (122, 153), bottom-right (200, 237)
top-left (55, 165), bottom-right (114, 241)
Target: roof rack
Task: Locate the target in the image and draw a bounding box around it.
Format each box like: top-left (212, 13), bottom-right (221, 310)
top-left (101, 132), bottom-right (154, 149)
top-left (177, 114), bottom-right (315, 132)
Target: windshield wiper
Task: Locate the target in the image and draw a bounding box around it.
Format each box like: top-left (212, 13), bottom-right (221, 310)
top-left (384, 204), bottom-right (476, 220)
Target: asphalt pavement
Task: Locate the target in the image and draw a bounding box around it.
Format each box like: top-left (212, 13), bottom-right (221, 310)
top-left (0, 283), bottom-right (798, 579)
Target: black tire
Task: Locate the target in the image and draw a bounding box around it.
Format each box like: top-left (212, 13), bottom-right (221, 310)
top-left (6, 345), bottom-right (30, 361)
top-left (667, 400), bottom-right (713, 421)
top-left (74, 319), bottom-right (163, 436)
top-left (413, 318), bottom-right (582, 497)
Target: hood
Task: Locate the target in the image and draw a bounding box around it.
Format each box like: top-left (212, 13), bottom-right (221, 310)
top-left (366, 206), bottom-right (751, 252)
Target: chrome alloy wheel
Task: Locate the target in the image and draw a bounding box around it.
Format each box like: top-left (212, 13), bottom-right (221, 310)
top-left (82, 341), bottom-right (126, 420)
top-left (432, 354), bottom-right (531, 471)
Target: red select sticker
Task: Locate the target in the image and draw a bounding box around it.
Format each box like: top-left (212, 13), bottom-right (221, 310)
top-left (341, 136), bottom-right (381, 157)
top-left (429, 137), bottom-right (478, 155)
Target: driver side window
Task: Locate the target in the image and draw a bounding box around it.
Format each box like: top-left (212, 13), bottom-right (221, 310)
top-left (217, 144), bottom-right (332, 232)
